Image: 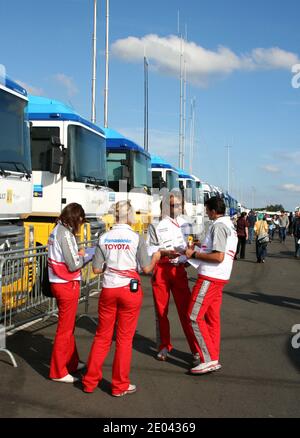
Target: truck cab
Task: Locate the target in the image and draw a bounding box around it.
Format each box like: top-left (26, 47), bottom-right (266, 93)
top-left (27, 96), bottom-right (109, 245)
top-left (104, 128), bottom-right (152, 233)
top-left (151, 155), bottom-right (179, 221)
top-left (0, 77), bottom-right (33, 254)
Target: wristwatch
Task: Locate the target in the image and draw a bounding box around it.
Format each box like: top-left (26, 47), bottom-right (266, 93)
top-left (191, 251), bottom-right (197, 259)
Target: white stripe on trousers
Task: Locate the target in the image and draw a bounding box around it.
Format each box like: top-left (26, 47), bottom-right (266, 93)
top-left (190, 280), bottom-right (212, 363)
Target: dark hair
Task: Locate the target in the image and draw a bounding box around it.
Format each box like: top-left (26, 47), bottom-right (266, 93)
top-left (241, 212), bottom-right (247, 218)
top-left (205, 196), bottom-right (226, 215)
top-left (57, 203), bottom-right (85, 235)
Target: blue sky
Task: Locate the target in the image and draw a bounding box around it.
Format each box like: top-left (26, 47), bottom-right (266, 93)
top-left (1, 0), bottom-right (300, 210)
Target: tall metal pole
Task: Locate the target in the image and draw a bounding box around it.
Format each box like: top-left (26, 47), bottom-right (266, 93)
top-left (189, 98), bottom-right (196, 175)
top-left (104, 0), bottom-right (109, 128)
top-left (91, 0), bottom-right (97, 123)
top-left (179, 35), bottom-right (184, 169)
top-left (182, 25), bottom-right (188, 170)
top-left (144, 56), bottom-right (149, 152)
top-left (183, 52), bottom-right (187, 169)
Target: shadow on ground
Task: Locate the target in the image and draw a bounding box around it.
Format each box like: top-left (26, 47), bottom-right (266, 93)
top-left (224, 290), bottom-right (300, 311)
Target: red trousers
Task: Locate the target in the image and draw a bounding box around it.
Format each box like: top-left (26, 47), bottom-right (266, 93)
top-left (188, 276), bottom-right (226, 363)
top-left (82, 285), bottom-right (143, 395)
top-left (49, 281), bottom-right (80, 379)
top-left (152, 263), bottom-right (197, 353)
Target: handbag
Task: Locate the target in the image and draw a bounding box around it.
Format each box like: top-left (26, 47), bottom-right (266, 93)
top-left (257, 222), bottom-right (269, 244)
top-left (258, 234), bottom-right (269, 244)
top-left (41, 261), bottom-right (53, 298)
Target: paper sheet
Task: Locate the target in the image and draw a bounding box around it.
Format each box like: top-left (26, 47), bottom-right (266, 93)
top-left (186, 246), bottom-right (202, 270)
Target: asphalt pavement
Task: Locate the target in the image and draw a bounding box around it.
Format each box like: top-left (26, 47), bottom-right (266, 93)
top-left (0, 234), bottom-right (299, 418)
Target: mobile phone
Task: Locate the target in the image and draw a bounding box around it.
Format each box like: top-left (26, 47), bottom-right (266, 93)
top-left (130, 279), bottom-right (139, 293)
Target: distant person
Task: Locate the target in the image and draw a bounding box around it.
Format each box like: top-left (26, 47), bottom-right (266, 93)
top-left (247, 210), bottom-right (256, 244)
top-left (288, 212), bottom-right (294, 235)
top-left (278, 211), bottom-right (289, 243)
top-left (254, 213), bottom-right (269, 263)
top-left (268, 217), bottom-right (276, 241)
top-left (273, 214), bottom-right (280, 239)
top-left (185, 197), bottom-right (238, 375)
top-left (235, 212), bottom-right (249, 259)
top-left (82, 201), bottom-right (160, 396)
top-left (292, 209), bottom-right (300, 259)
top-left (48, 203), bottom-right (86, 384)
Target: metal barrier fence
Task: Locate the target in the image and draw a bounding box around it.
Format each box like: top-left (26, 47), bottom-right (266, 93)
top-left (0, 240), bottom-right (101, 367)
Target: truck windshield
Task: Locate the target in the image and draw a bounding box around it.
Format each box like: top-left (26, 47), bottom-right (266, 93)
top-left (31, 126), bottom-right (60, 171)
top-left (152, 170), bottom-right (163, 189)
top-left (166, 170), bottom-right (178, 191)
top-left (196, 182), bottom-right (204, 204)
top-left (106, 150), bottom-right (129, 191)
top-left (0, 88), bottom-right (31, 173)
top-left (133, 151), bottom-right (152, 189)
top-left (68, 125), bottom-right (107, 185)
top-left (186, 179), bottom-right (196, 204)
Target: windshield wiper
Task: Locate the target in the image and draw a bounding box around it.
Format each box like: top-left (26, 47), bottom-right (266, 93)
top-left (0, 164), bottom-right (11, 177)
top-left (81, 176), bottom-right (107, 187)
top-left (0, 161), bottom-right (31, 179)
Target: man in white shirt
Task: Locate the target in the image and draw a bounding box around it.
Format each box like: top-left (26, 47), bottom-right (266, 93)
top-left (186, 197), bottom-right (238, 375)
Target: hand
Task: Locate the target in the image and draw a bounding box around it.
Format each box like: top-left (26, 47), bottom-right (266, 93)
top-left (186, 248), bottom-right (195, 259)
top-left (78, 248), bottom-right (85, 257)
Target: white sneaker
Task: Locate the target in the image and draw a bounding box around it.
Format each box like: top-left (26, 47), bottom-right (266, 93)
top-left (76, 361), bottom-right (86, 371)
top-left (157, 347), bottom-right (169, 361)
top-left (112, 384), bottom-right (137, 397)
top-left (190, 360), bottom-right (222, 375)
top-left (52, 374), bottom-right (78, 383)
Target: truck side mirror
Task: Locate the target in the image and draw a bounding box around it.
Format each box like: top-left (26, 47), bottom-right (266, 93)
top-left (51, 136), bottom-right (62, 147)
top-left (159, 177), bottom-right (167, 189)
top-left (50, 146), bottom-right (64, 174)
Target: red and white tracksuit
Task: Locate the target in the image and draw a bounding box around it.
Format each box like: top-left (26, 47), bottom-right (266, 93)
top-left (48, 223), bottom-right (83, 379)
top-left (82, 224), bottom-right (150, 395)
top-left (148, 216), bottom-right (197, 353)
top-left (188, 216), bottom-right (238, 363)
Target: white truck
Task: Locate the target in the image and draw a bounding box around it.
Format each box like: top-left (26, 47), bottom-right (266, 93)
top-left (104, 128), bottom-right (152, 233)
top-left (150, 155), bottom-right (179, 222)
top-left (26, 96), bottom-right (109, 245)
top-left (0, 77), bottom-right (34, 254)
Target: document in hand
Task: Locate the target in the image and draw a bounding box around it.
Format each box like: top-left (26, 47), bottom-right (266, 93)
top-left (187, 246), bottom-right (202, 270)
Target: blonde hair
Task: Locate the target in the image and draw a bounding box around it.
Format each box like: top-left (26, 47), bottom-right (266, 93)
top-left (113, 200), bottom-right (136, 225)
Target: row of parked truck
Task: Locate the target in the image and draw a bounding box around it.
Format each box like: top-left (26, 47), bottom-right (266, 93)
top-left (0, 76), bottom-right (241, 255)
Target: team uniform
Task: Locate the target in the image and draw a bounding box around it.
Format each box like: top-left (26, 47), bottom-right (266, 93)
top-left (189, 216), bottom-right (237, 372)
top-left (147, 216), bottom-right (197, 355)
top-left (82, 224), bottom-right (151, 395)
top-left (48, 222), bottom-right (84, 379)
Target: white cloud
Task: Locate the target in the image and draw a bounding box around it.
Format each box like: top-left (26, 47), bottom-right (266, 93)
top-left (281, 184), bottom-right (300, 193)
top-left (261, 164), bottom-right (280, 173)
top-left (111, 34), bottom-right (300, 86)
top-left (53, 73), bottom-right (78, 97)
top-left (15, 79), bottom-right (44, 96)
top-left (249, 47), bottom-right (300, 70)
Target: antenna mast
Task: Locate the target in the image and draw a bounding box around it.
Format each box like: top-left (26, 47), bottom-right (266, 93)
top-left (91, 0), bottom-right (97, 123)
top-left (104, 0), bottom-right (110, 128)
